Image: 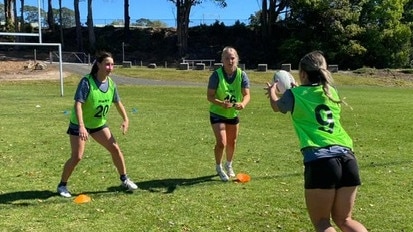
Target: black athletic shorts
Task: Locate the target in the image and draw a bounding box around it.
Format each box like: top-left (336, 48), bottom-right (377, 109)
top-left (210, 115), bottom-right (239, 125)
top-left (66, 124), bottom-right (108, 136)
top-left (304, 152), bottom-right (361, 189)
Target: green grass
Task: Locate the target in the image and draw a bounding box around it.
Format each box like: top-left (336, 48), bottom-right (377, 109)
top-left (112, 66), bottom-right (413, 87)
top-left (0, 71), bottom-right (412, 231)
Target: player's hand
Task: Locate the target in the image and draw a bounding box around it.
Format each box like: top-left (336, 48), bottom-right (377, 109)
top-left (264, 82), bottom-right (274, 97)
top-left (121, 120), bottom-right (129, 135)
top-left (265, 82), bottom-right (282, 98)
top-left (222, 100), bottom-right (232, 108)
top-left (79, 126), bottom-right (89, 141)
top-left (232, 102), bottom-right (244, 110)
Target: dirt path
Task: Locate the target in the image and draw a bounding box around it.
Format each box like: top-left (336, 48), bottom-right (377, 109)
top-left (0, 60), bottom-right (70, 81)
top-left (63, 63), bottom-right (203, 86)
top-left (0, 60), bottom-right (202, 86)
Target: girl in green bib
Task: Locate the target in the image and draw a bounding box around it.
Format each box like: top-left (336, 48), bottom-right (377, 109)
top-left (265, 51), bottom-right (367, 231)
top-left (57, 52), bottom-right (138, 197)
top-left (207, 46), bottom-right (251, 181)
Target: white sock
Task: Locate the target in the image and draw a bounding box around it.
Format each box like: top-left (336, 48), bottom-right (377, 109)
top-left (226, 161), bottom-right (233, 167)
top-left (216, 164), bottom-right (223, 170)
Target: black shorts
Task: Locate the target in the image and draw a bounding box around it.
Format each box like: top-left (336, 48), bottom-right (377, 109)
top-left (66, 124), bottom-right (108, 136)
top-left (210, 115), bottom-right (239, 125)
top-left (304, 152), bottom-right (361, 189)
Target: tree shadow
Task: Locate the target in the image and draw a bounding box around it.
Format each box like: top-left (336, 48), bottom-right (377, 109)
top-left (0, 190), bottom-right (55, 205)
top-left (136, 174), bottom-right (218, 194)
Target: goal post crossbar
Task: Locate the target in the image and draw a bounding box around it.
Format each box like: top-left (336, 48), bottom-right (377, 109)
top-left (0, 32), bottom-right (41, 37)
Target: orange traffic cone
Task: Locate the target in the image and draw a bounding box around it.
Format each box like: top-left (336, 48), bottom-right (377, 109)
top-left (73, 194), bottom-right (91, 204)
top-left (236, 173), bottom-right (251, 183)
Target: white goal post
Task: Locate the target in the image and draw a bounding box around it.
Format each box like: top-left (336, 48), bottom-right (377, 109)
top-left (0, 42), bottom-right (64, 96)
top-left (0, 0), bottom-right (65, 96)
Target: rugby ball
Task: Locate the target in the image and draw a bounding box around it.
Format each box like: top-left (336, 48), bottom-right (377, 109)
top-left (272, 70), bottom-right (296, 94)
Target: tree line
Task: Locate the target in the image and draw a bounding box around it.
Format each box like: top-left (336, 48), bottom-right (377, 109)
top-left (1, 0), bottom-right (413, 69)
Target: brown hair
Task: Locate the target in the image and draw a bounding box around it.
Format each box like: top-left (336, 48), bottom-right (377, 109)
top-left (90, 51), bottom-right (113, 76)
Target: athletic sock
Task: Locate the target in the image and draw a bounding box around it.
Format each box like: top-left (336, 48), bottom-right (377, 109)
top-left (58, 181), bottom-right (67, 187)
top-left (120, 174), bottom-right (127, 182)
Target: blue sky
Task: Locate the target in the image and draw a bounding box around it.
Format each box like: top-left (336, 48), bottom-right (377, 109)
top-left (23, 0), bottom-right (261, 27)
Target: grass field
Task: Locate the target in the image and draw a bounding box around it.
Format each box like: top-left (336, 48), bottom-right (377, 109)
top-left (0, 68), bottom-right (412, 231)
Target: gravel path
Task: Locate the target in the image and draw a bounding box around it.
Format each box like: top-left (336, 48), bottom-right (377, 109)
top-left (63, 63), bottom-right (204, 87)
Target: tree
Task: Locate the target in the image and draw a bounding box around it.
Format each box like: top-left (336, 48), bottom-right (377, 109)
top-left (403, 0), bottom-right (413, 63)
top-left (286, 0), bottom-right (366, 69)
top-left (124, 0), bottom-right (130, 42)
top-left (4, 0), bottom-right (15, 31)
top-left (47, 0), bottom-right (55, 30)
top-left (359, 0), bottom-right (411, 68)
top-left (53, 7), bottom-right (75, 28)
top-left (74, 0), bottom-right (83, 52)
top-left (149, 20), bottom-right (168, 28)
top-left (111, 19), bottom-right (124, 26)
top-left (169, 0), bottom-right (227, 57)
top-left (133, 18), bottom-right (168, 28)
top-left (248, 10), bottom-right (261, 28)
top-left (87, 0), bottom-right (96, 52)
top-left (23, 5), bottom-right (44, 23)
top-left (58, 0), bottom-right (63, 48)
top-left (0, 4), bottom-right (4, 23)
top-left (12, 0), bottom-right (17, 30)
top-left (260, 0), bottom-right (289, 39)
top-left (403, 0), bottom-right (413, 23)
top-left (134, 18), bottom-right (151, 27)
top-left (19, 0), bottom-right (24, 32)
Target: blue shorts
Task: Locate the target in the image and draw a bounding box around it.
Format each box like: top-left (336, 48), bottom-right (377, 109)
top-left (66, 124), bottom-right (108, 136)
top-left (304, 152), bottom-right (361, 189)
top-left (210, 114), bottom-right (239, 125)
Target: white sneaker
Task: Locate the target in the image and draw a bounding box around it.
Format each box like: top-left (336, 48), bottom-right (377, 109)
top-left (122, 178), bottom-right (138, 191)
top-left (225, 163), bottom-right (236, 178)
top-left (57, 185), bottom-right (72, 198)
top-left (216, 167), bottom-right (229, 182)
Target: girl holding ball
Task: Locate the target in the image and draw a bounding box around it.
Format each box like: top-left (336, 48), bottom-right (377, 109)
top-left (265, 51), bottom-right (367, 231)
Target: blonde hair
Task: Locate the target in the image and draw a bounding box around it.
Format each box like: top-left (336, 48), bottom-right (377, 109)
top-left (299, 51), bottom-right (343, 104)
top-left (221, 46), bottom-right (239, 66)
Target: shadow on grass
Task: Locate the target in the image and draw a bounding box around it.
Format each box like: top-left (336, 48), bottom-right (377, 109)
top-left (0, 190), bottom-right (55, 205)
top-left (0, 173), bottom-right (300, 204)
top-left (0, 188), bottom-right (138, 205)
top-left (76, 174), bottom-right (219, 196)
top-left (136, 174), bottom-right (218, 194)
top-left (81, 186), bottom-right (134, 196)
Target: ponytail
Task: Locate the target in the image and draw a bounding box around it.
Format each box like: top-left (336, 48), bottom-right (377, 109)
top-left (299, 51), bottom-right (344, 104)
